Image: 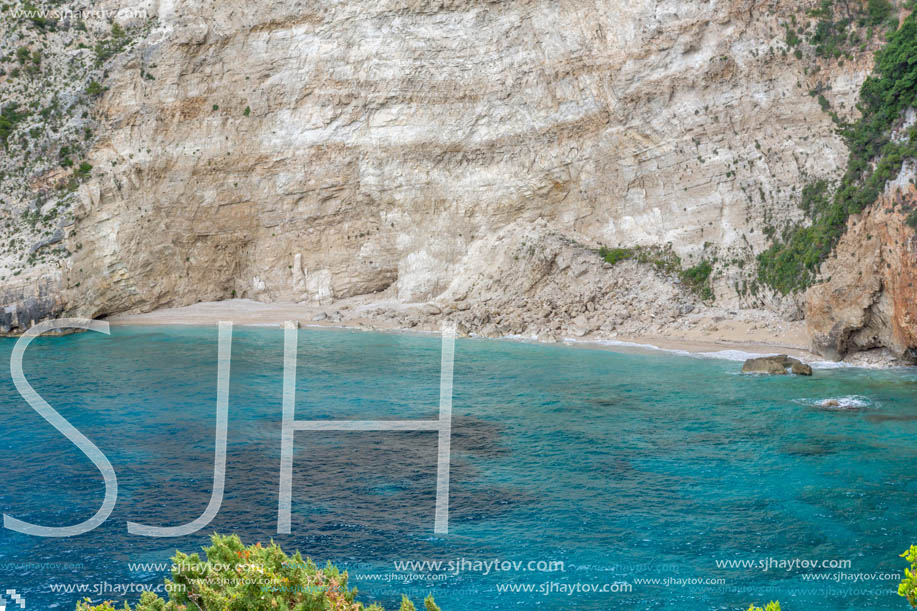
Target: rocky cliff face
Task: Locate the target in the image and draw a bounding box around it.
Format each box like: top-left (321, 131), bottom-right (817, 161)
top-left (806, 169), bottom-right (917, 362)
top-left (1, 0), bottom-right (909, 359)
top-left (0, 1), bottom-right (153, 332)
top-left (58, 0), bottom-right (865, 317)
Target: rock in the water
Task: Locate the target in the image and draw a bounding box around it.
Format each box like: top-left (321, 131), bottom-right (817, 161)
top-left (742, 356), bottom-right (789, 375)
top-left (742, 355), bottom-right (812, 375)
top-left (791, 362), bottom-right (813, 376)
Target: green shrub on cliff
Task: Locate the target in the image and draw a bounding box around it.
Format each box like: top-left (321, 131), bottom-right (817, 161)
top-left (0, 102), bottom-right (29, 148)
top-left (802, 0), bottom-right (897, 58)
top-left (74, 534), bottom-right (439, 611)
top-left (93, 24), bottom-right (130, 66)
top-left (867, 0), bottom-right (894, 27)
top-left (907, 209), bottom-right (917, 229)
top-left (76, 161), bottom-right (93, 178)
top-left (599, 246), bottom-right (634, 265)
top-left (86, 81), bottom-right (105, 97)
top-left (598, 245), bottom-right (715, 299)
top-left (758, 13), bottom-right (917, 294)
top-left (599, 244), bottom-right (682, 274)
top-left (680, 260), bottom-right (714, 301)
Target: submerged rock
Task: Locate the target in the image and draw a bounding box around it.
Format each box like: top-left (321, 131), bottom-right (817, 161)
top-left (742, 355), bottom-right (812, 376)
top-left (815, 396), bottom-right (872, 410)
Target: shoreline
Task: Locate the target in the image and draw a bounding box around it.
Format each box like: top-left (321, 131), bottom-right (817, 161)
top-left (104, 298), bottom-right (833, 365)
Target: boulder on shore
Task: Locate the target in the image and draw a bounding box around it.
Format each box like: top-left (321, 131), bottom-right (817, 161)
top-left (741, 355), bottom-right (812, 376)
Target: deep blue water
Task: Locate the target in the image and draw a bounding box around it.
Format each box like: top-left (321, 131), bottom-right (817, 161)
top-left (1, 325), bottom-right (916, 610)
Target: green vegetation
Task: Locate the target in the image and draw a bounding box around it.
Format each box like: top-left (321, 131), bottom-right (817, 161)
top-left (907, 208), bottom-right (917, 229)
top-left (94, 23), bottom-right (130, 66)
top-left (784, 23), bottom-right (801, 48)
top-left (0, 0), bottom-right (156, 276)
top-left (816, 93), bottom-right (830, 112)
top-left (57, 146), bottom-right (73, 168)
top-left (13, 46), bottom-right (41, 74)
top-left (746, 603), bottom-right (781, 611)
top-left (680, 260), bottom-right (714, 301)
top-left (796, 179), bottom-right (831, 217)
top-left (758, 13), bottom-right (917, 294)
top-left (75, 534), bottom-right (441, 611)
top-left (598, 246), bottom-right (634, 265)
top-left (20, 0), bottom-right (50, 30)
top-left (0, 102), bottom-right (29, 147)
top-left (599, 244), bottom-right (682, 275)
top-left (868, 0), bottom-right (895, 27)
top-left (901, 545), bottom-right (917, 607)
top-left (797, 0), bottom-right (898, 60)
top-left (86, 81), bottom-right (105, 97)
top-left (243, 105), bottom-right (251, 116)
top-left (809, 16), bottom-right (851, 59)
top-left (600, 245), bottom-right (715, 300)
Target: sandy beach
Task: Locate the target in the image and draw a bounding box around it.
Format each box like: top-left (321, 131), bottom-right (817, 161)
top-left (105, 298), bottom-right (824, 363)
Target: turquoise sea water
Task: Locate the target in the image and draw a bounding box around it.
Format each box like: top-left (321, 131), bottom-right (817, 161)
top-left (0, 325), bottom-right (916, 610)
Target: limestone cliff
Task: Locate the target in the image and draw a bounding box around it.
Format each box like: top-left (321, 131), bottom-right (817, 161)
top-left (59, 0), bottom-right (863, 315)
top-left (0, 0), bottom-right (910, 359)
